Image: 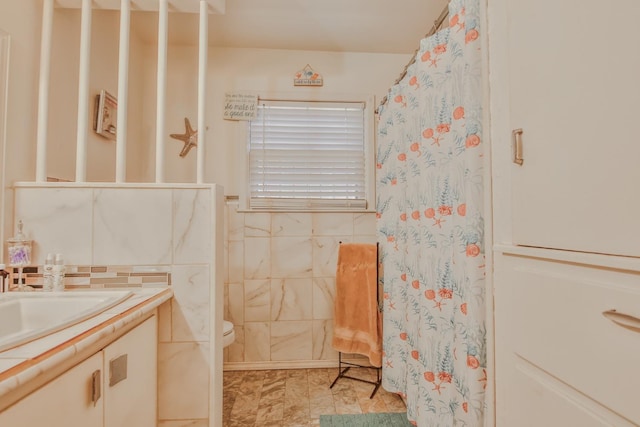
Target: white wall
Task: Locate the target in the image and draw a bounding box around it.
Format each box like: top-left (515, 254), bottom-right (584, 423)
top-left (42, 15), bottom-right (410, 188)
top-left (0, 0), bottom-right (41, 254)
top-left (0, 1), bottom-right (40, 182)
top-left (1, 2), bottom-right (411, 189)
top-left (140, 45), bottom-right (410, 188)
top-left (47, 9), bottom-right (145, 183)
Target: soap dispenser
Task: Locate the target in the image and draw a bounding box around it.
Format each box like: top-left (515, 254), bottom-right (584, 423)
top-left (43, 253), bottom-right (54, 291)
top-left (52, 253), bottom-right (66, 291)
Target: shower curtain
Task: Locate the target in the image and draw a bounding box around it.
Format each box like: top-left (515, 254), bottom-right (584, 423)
top-left (376, 0), bottom-right (485, 425)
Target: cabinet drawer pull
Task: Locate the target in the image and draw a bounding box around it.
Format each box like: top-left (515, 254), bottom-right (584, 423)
top-left (602, 309), bottom-right (640, 333)
top-left (512, 128), bottom-right (524, 165)
top-left (91, 369), bottom-right (101, 406)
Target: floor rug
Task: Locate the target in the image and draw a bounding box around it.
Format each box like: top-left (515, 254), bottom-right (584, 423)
top-left (319, 412), bottom-right (412, 426)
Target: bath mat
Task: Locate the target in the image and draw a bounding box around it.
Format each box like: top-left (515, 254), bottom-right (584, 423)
top-left (319, 412), bottom-right (412, 426)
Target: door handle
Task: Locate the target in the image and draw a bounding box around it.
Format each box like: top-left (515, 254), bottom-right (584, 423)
top-left (512, 128), bottom-right (524, 165)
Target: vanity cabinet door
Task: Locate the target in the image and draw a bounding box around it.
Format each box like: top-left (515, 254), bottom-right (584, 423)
top-left (103, 315), bottom-right (157, 427)
top-left (0, 352), bottom-right (103, 427)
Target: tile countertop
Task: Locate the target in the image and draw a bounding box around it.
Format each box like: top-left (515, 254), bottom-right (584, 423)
top-left (0, 287), bottom-right (173, 410)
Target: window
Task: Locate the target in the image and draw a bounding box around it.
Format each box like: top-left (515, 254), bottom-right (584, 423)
top-left (246, 99), bottom-right (373, 211)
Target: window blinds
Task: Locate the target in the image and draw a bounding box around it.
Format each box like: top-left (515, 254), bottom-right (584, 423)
top-left (248, 100), bottom-right (367, 210)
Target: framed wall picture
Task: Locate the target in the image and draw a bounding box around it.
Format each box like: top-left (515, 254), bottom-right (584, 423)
top-left (94, 89), bottom-right (117, 140)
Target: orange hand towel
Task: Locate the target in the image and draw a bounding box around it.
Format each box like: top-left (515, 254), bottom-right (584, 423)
top-left (331, 243), bottom-right (382, 367)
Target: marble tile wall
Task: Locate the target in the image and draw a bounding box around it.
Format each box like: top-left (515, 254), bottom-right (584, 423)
top-left (223, 202), bottom-right (377, 368)
top-left (12, 184), bottom-right (223, 427)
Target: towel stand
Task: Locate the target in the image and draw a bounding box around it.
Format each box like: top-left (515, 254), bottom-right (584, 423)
top-left (329, 352), bottom-right (382, 399)
top-left (330, 242), bottom-right (382, 399)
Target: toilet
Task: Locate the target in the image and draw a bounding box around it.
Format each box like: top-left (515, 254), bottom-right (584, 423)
top-left (223, 320), bottom-right (235, 348)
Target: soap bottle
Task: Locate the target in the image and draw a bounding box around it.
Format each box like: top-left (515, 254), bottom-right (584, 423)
top-left (52, 253), bottom-right (66, 291)
top-left (42, 253), bottom-right (54, 291)
top-left (7, 220), bottom-right (32, 291)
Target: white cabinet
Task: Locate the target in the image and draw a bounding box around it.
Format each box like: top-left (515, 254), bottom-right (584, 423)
top-left (0, 352), bottom-right (103, 426)
top-left (489, 0), bottom-right (640, 425)
top-left (494, 254), bottom-right (640, 426)
top-left (0, 315), bottom-right (157, 427)
top-left (506, 0), bottom-right (640, 257)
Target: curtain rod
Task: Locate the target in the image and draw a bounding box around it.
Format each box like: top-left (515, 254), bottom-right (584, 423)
top-left (375, 4), bottom-right (450, 114)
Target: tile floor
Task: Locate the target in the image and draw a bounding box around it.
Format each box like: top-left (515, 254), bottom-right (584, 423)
top-left (223, 368), bottom-right (407, 427)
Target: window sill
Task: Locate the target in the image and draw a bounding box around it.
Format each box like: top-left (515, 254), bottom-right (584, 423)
top-left (235, 208), bottom-right (377, 214)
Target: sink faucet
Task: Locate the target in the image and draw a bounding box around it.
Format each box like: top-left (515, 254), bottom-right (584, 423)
top-left (0, 264), bottom-right (9, 293)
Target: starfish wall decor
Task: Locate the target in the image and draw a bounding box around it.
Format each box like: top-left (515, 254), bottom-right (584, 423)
top-left (170, 117), bottom-right (198, 157)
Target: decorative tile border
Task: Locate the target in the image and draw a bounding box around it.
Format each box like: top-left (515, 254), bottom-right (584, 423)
top-left (12, 265), bottom-right (171, 289)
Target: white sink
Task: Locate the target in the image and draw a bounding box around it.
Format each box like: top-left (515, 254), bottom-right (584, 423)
top-left (0, 290), bottom-right (133, 352)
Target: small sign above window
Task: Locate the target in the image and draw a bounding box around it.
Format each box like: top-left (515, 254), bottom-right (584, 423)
top-left (223, 92), bottom-right (258, 121)
top-left (294, 64), bottom-right (323, 87)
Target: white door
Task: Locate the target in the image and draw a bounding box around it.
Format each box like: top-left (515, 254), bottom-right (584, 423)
top-left (507, 0), bottom-right (640, 257)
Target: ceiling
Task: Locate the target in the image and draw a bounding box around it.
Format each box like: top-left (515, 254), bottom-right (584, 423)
top-left (128, 0), bottom-right (450, 54)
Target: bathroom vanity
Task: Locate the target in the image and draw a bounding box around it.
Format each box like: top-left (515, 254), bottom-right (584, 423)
top-left (0, 288), bottom-right (172, 426)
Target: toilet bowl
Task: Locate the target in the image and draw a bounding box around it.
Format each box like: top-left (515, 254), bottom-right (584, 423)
top-left (223, 320), bottom-right (235, 348)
